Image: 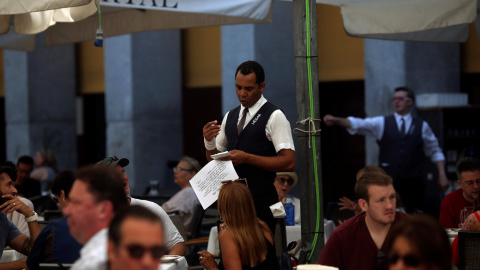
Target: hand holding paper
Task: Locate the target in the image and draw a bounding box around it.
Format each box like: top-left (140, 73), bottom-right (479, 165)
top-left (189, 160), bottom-right (239, 209)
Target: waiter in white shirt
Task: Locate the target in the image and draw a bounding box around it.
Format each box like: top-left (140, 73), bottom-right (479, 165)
top-left (203, 60), bottom-right (296, 233)
top-left (323, 87), bottom-right (448, 213)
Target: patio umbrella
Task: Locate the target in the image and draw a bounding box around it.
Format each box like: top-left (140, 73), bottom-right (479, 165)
top-left (0, 0), bottom-right (272, 51)
top-left (316, 0), bottom-right (479, 42)
top-left (45, 0), bottom-right (273, 47)
top-left (0, 0), bottom-right (99, 35)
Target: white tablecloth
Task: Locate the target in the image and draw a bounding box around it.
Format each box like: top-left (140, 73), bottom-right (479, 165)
top-left (207, 220), bottom-right (336, 255)
top-left (0, 249), bottom-right (26, 263)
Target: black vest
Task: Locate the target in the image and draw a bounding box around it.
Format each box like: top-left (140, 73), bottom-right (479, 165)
top-left (225, 102), bottom-right (278, 197)
top-left (378, 115), bottom-right (426, 179)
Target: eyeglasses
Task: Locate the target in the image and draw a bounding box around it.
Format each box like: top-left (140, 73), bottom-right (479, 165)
top-left (123, 244), bottom-right (165, 260)
top-left (392, 97), bottom-right (411, 102)
top-left (173, 167), bottom-right (194, 173)
top-left (387, 252), bottom-right (421, 267)
top-left (221, 178), bottom-right (248, 187)
top-left (276, 177), bottom-right (294, 186)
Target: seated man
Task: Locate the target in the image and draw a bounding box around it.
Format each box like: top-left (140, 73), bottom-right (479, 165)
top-left (1, 161), bottom-right (35, 237)
top-left (0, 164), bottom-right (41, 269)
top-left (162, 156), bottom-right (201, 230)
top-left (107, 205), bottom-right (165, 270)
top-left (317, 172), bottom-right (407, 270)
top-left (63, 166), bottom-right (129, 270)
top-left (274, 172), bottom-right (300, 224)
top-left (14, 156), bottom-right (41, 199)
top-left (97, 156), bottom-right (186, 255)
top-left (439, 157), bottom-right (480, 228)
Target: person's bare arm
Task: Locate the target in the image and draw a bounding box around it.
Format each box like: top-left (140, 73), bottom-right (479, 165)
top-left (0, 258), bottom-right (27, 270)
top-left (224, 149), bottom-right (295, 172)
top-left (203, 120), bottom-right (221, 161)
top-left (435, 160), bottom-right (449, 191)
top-left (218, 230), bottom-right (242, 270)
top-left (1, 195), bottom-right (41, 250)
top-left (167, 242), bottom-right (186, 256)
top-left (323, 114), bottom-right (352, 128)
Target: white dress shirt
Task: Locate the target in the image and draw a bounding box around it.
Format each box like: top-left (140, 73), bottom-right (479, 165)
top-left (347, 112), bottom-right (445, 163)
top-left (71, 229), bottom-right (107, 270)
top-left (213, 95), bottom-right (295, 153)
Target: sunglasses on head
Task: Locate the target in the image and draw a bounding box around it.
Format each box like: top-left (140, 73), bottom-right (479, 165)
top-left (221, 178), bottom-right (248, 187)
top-left (103, 156), bottom-right (119, 165)
top-left (388, 253), bottom-right (421, 267)
top-left (51, 195), bottom-right (59, 204)
top-left (276, 177), bottom-right (294, 186)
top-left (123, 244), bottom-right (165, 260)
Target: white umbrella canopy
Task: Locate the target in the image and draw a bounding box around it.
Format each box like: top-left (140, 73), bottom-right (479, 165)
top-left (45, 0), bottom-right (273, 47)
top-left (0, 0), bottom-right (99, 35)
top-left (0, 0), bottom-right (272, 51)
top-left (316, 0), bottom-right (479, 42)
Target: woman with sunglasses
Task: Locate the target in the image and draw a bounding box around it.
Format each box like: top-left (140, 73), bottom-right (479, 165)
top-left (198, 181), bottom-right (278, 270)
top-left (26, 170), bottom-right (82, 270)
top-left (274, 172), bottom-right (301, 224)
top-left (384, 215), bottom-right (451, 270)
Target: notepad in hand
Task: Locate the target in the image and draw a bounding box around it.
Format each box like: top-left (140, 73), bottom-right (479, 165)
top-left (210, 151), bottom-right (231, 160)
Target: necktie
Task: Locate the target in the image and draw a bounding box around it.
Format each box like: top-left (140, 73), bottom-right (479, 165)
top-left (237, 108), bottom-right (248, 135)
top-left (400, 118), bottom-right (406, 137)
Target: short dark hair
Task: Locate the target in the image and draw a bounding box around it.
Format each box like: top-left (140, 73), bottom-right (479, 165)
top-left (235, 60), bottom-right (265, 84)
top-left (355, 172), bottom-right (393, 202)
top-left (108, 205), bottom-right (163, 246)
top-left (0, 161), bottom-right (17, 182)
top-left (456, 157), bottom-right (480, 180)
top-left (51, 170), bottom-right (75, 198)
top-left (75, 166), bottom-right (128, 214)
top-left (394, 87), bottom-right (415, 102)
top-left (17, 156), bottom-right (33, 167)
top-left (384, 215), bottom-right (451, 270)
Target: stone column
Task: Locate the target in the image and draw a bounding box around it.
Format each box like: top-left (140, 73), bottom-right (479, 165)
top-left (364, 39), bottom-right (460, 165)
top-left (4, 34), bottom-right (77, 170)
top-left (103, 30), bottom-right (183, 194)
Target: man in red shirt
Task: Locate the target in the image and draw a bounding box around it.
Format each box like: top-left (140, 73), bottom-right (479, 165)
top-left (439, 157), bottom-right (480, 228)
top-left (317, 172), bottom-right (407, 270)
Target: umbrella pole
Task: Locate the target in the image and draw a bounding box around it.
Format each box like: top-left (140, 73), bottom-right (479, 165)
top-left (293, 0), bottom-right (324, 264)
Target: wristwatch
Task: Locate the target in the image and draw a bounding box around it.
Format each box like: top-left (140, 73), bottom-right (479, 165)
top-left (25, 212), bottom-right (38, 223)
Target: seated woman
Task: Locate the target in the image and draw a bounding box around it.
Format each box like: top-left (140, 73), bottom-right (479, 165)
top-left (384, 215), bottom-right (451, 270)
top-left (162, 156), bottom-right (201, 230)
top-left (451, 196), bottom-right (480, 265)
top-left (197, 181), bottom-right (278, 270)
top-left (26, 170), bottom-right (83, 270)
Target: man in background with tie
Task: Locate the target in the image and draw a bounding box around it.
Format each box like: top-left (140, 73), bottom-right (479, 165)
top-left (323, 87), bottom-right (448, 213)
top-left (202, 60), bottom-right (296, 232)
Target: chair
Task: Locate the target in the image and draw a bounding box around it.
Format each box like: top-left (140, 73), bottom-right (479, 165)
top-left (168, 213), bottom-right (188, 242)
top-left (458, 230), bottom-right (480, 270)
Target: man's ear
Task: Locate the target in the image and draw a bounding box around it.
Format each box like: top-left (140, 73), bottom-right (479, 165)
top-left (457, 179), bottom-right (462, 186)
top-left (358, 198), bottom-right (368, 212)
top-left (98, 200), bottom-right (115, 220)
top-left (107, 240), bottom-right (117, 261)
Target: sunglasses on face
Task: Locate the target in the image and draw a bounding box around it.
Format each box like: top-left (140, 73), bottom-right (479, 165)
top-left (276, 177), bottom-right (294, 186)
top-left (221, 178), bottom-right (248, 187)
top-left (388, 252), bottom-right (421, 267)
top-left (123, 244), bottom-right (165, 260)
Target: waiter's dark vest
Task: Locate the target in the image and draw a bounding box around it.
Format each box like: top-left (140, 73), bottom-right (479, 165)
top-left (377, 115), bottom-right (426, 180)
top-left (225, 102), bottom-right (278, 200)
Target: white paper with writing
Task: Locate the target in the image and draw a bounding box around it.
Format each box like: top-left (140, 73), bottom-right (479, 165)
top-left (190, 160), bottom-right (239, 209)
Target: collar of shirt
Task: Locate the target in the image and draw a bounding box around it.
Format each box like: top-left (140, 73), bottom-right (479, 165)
top-left (394, 112), bottom-right (412, 133)
top-left (80, 228), bottom-right (108, 257)
top-left (239, 95), bottom-right (267, 125)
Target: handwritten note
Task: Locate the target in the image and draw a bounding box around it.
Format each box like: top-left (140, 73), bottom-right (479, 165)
top-left (190, 160), bottom-right (239, 209)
